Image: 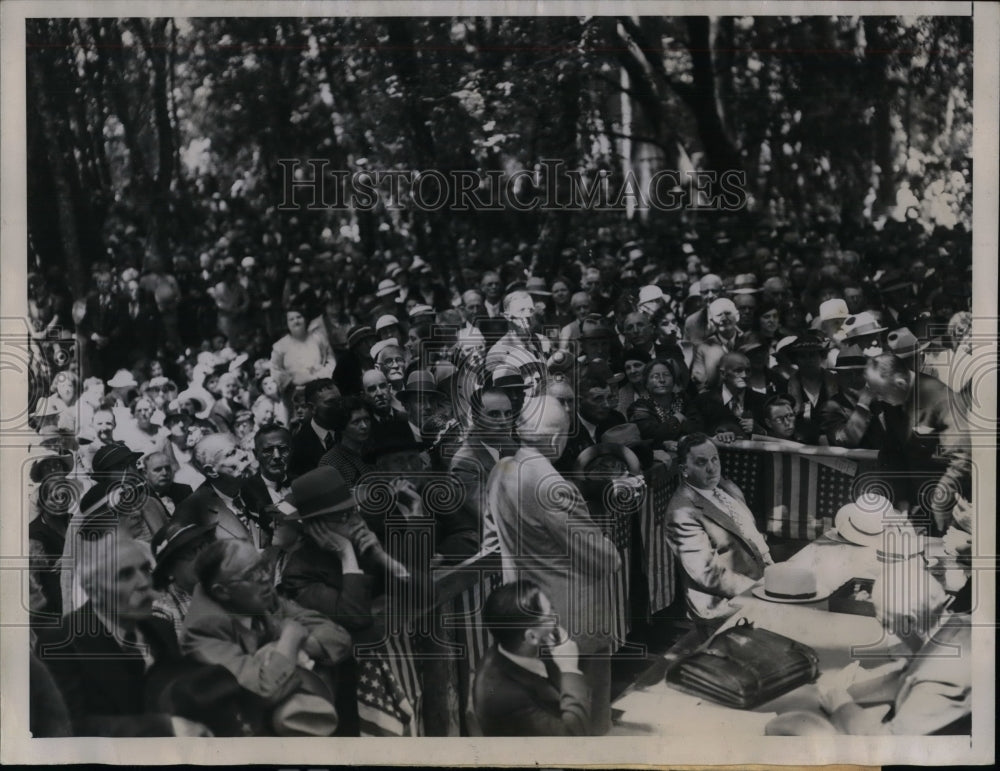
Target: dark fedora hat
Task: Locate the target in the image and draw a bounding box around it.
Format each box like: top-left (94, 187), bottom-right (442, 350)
top-left (396, 369), bottom-right (448, 402)
top-left (151, 521), bottom-right (216, 586)
top-left (784, 333), bottom-right (827, 356)
top-left (362, 422), bottom-right (426, 463)
top-left (288, 466), bottom-right (357, 520)
top-left (828, 344), bottom-right (868, 371)
top-left (91, 442), bottom-right (143, 472)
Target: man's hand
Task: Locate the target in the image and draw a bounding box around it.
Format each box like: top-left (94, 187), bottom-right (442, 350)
top-left (714, 431), bottom-right (737, 444)
top-left (951, 493), bottom-right (973, 534)
top-left (394, 480), bottom-right (425, 519)
top-left (304, 518), bottom-right (362, 572)
top-left (171, 716), bottom-right (213, 737)
top-left (279, 619), bottom-right (309, 649)
top-left (739, 417), bottom-right (755, 435)
top-left (548, 627), bottom-right (581, 674)
top-left (816, 661), bottom-right (864, 714)
top-left (942, 524), bottom-right (973, 556)
top-left (857, 383), bottom-right (876, 409)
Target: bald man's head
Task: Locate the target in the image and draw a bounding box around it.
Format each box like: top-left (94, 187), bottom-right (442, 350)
top-left (517, 395), bottom-right (571, 458)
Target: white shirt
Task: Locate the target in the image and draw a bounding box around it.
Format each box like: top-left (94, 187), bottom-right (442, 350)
top-left (484, 300), bottom-right (502, 318)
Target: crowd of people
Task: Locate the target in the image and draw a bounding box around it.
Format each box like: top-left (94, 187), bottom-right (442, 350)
top-left (25, 213), bottom-right (976, 737)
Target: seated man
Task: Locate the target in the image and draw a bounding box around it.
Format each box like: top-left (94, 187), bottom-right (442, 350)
top-left (665, 433), bottom-right (773, 629)
top-left (768, 558), bottom-right (970, 736)
top-left (474, 580), bottom-right (591, 736)
top-left (181, 539), bottom-right (352, 736)
top-left (761, 393), bottom-right (818, 444)
top-left (143, 450), bottom-right (194, 516)
top-left (694, 351), bottom-right (768, 441)
top-left (36, 532), bottom-right (211, 736)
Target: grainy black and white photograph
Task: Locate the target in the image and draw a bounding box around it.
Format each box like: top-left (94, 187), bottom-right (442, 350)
top-left (1, 1), bottom-right (995, 766)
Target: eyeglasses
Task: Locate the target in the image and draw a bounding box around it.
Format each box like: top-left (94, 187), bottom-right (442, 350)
top-left (222, 564), bottom-right (272, 586)
top-left (771, 412), bottom-right (796, 423)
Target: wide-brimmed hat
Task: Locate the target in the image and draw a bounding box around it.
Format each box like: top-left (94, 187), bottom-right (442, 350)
top-left (151, 522), bottom-right (215, 584)
top-left (370, 339), bottom-right (401, 361)
top-left (107, 369), bottom-right (138, 389)
top-left (818, 299), bottom-right (849, 322)
top-left (751, 564), bottom-right (826, 603)
top-left (375, 314), bottom-right (400, 332)
top-left (886, 327), bottom-right (930, 358)
top-left (396, 369), bottom-right (448, 402)
top-left (731, 273), bottom-right (759, 294)
top-left (841, 312), bottom-right (887, 340)
top-left (828, 345), bottom-right (868, 370)
top-left (574, 442), bottom-right (642, 476)
top-left (287, 466), bottom-right (357, 520)
top-left (835, 495), bottom-right (893, 547)
top-left (525, 277), bottom-right (550, 296)
top-left (176, 387), bottom-right (213, 419)
top-left (92, 443), bottom-right (143, 472)
top-left (376, 278), bottom-right (402, 298)
top-left (784, 333), bottom-right (827, 356)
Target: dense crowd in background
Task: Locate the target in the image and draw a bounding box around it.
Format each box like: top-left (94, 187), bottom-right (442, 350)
top-left (24, 211), bottom-right (977, 737)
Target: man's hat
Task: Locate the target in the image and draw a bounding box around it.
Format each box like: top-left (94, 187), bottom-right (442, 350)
top-left (525, 277), bottom-right (551, 296)
top-left (347, 325), bottom-right (375, 348)
top-left (370, 339), bottom-right (400, 361)
top-left (731, 274), bottom-right (759, 294)
top-left (361, 422), bottom-right (426, 462)
top-left (620, 347), bottom-right (652, 365)
top-left (408, 304), bottom-right (435, 320)
top-left (376, 278), bottom-right (402, 298)
top-left (886, 327), bottom-right (930, 358)
top-left (488, 364), bottom-right (530, 391)
top-left (828, 344), bottom-right (868, 370)
top-left (396, 370), bottom-right (448, 402)
top-left (876, 269), bottom-right (910, 293)
top-left (580, 325), bottom-right (614, 341)
top-left (784, 333), bottom-right (827, 355)
top-left (107, 369), bottom-right (138, 389)
top-left (287, 466), bottom-right (357, 520)
top-left (375, 314), bottom-right (400, 332)
top-left (151, 522), bottom-right (215, 584)
top-left (92, 443), bottom-right (143, 472)
top-left (841, 311), bottom-right (887, 340)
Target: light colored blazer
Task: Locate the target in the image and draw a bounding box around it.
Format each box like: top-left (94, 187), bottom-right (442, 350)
top-left (486, 447), bottom-right (622, 654)
top-left (180, 584), bottom-right (352, 702)
top-left (664, 479), bottom-right (769, 620)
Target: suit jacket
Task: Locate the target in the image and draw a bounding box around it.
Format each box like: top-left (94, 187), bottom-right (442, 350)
top-left (277, 539), bottom-right (375, 633)
top-left (819, 392), bottom-right (885, 449)
top-left (449, 437), bottom-right (503, 541)
top-left (694, 387), bottom-right (768, 437)
top-left (160, 481), bottom-right (194, 509)
top-left (683, 308), bottom-right (710, 345)
top-left (486, 448), bottom-right (621, 653)
top-left (36, 604), bottom-right (178, 736)
top-left (690, 333), bottom-right (747, 392)
top-left (664, 480), bottom-right (769, 620)
top-left (473, 645), bottom-right (590, 736)
top-left (287, 422), bottom-right (330, 479)
top-left (173, 481), bottom-right (267, 548)
top-left (181, 584), bottom-right (352, 702)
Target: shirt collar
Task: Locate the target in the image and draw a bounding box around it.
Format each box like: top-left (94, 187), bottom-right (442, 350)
top-left (311, 418), bottom-right (331, 441)
top-left (498, 644), bottom-right (548, 679)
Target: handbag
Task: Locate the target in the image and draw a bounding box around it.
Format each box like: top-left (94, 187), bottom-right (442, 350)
top-left (665, 618), bottom-right (820, 709)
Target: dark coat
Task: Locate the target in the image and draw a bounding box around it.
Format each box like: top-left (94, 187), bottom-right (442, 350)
top-left (473, 645), bottom-right (591, 736)
top-left (277, 540), bottom-right (375, 634)
top-left (35, 604), bottom-right (178, 736)
top-left (694, 387), bottom-right (769, 437)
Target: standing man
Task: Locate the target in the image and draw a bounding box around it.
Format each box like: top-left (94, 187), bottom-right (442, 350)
top-left (485, 395), bottom-right (621, 734)
top-left (683, 274), bottom-right (724, 345)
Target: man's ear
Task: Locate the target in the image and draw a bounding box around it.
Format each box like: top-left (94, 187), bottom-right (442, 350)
top-left (201, 461), bottom-right (219, 479)
top-left (211, 582), bottom-right (232, 603)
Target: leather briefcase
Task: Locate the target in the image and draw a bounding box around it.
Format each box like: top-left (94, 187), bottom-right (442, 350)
top-left (665, 618), bottom-right (820, 709)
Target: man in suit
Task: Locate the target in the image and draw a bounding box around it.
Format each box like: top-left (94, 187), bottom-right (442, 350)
top-left (474, 580), bottom-right (591, 736)
top-left (287, 378), bottom-right (341, 478)
top-left (683, 273), bottom-right (724, 345)
top-left (690, 298), bottom-right (745, 392)
top-left (120, 276), bottom-right (163, 367)
top-left (37, 532), bottom-right (211, 736)
top-left (485, 395), bottom-right (621, 734)
top-left (486, 291), bottom-right (549, 372)
top-left (78, 269), bottom-right (129, 380)
top-left (665, 433), bottom-right (772, 629)
top-left (181, 539), bottom-right (351, 735)
top-left (173, 433), bottom-right (269, 549)
top-left (694, 351), bottom-right (768, 440)
top-left (143, 450), bottom-right (193, 516)
top-left (450, 388), bottom-right (514, 547)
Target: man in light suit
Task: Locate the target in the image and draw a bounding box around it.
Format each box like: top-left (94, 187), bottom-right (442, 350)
top-left (173, 433), bottom-right (270, 548)
top-left (474, 580), bottom-right (591, 736)
top-left (665, 433), bottom-right (772, 630)
top-left (485, 395), bottom-right (621, 734)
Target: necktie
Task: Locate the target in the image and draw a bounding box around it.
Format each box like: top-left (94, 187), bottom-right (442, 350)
top-left (323, 432), bottom-right (335, 451)
top-left (712, 488), bottom-right (754, 544)
top-left (232, 493), bottom-right (256, 540)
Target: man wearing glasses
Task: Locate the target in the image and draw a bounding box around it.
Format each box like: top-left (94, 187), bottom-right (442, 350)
top-left (181, 538), bottom-right (352, 736)
top-left (761, 394), bottom-right (815, 444)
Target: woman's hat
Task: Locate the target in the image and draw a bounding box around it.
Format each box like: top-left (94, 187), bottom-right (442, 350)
top-left (376, 278), bottom-right (402, 298)
top-left (574, 442), bottom-right (643, 476)
top-left (818, 299), bottom-right (849, 322)
top-left (91, 443), bottom-right (143, 472)
top-left (288, 466), bottom-right (357, 520)
top-left (176, 387), bottom-right (214, 419)
top-left (107, 369), bottom-right (138, 389)
top-left (408, 304), bottom-right (435, 320)
top-left (525, 277), bottom-right (551, 296)
top-left (834, 494), bottom-right (893, 547)
top-left (784, 333), bottom-right (827, 355)
top-left (347, 325), bottom-right (375, 348)
top-left (375, 314), bottom-right (400, 332)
